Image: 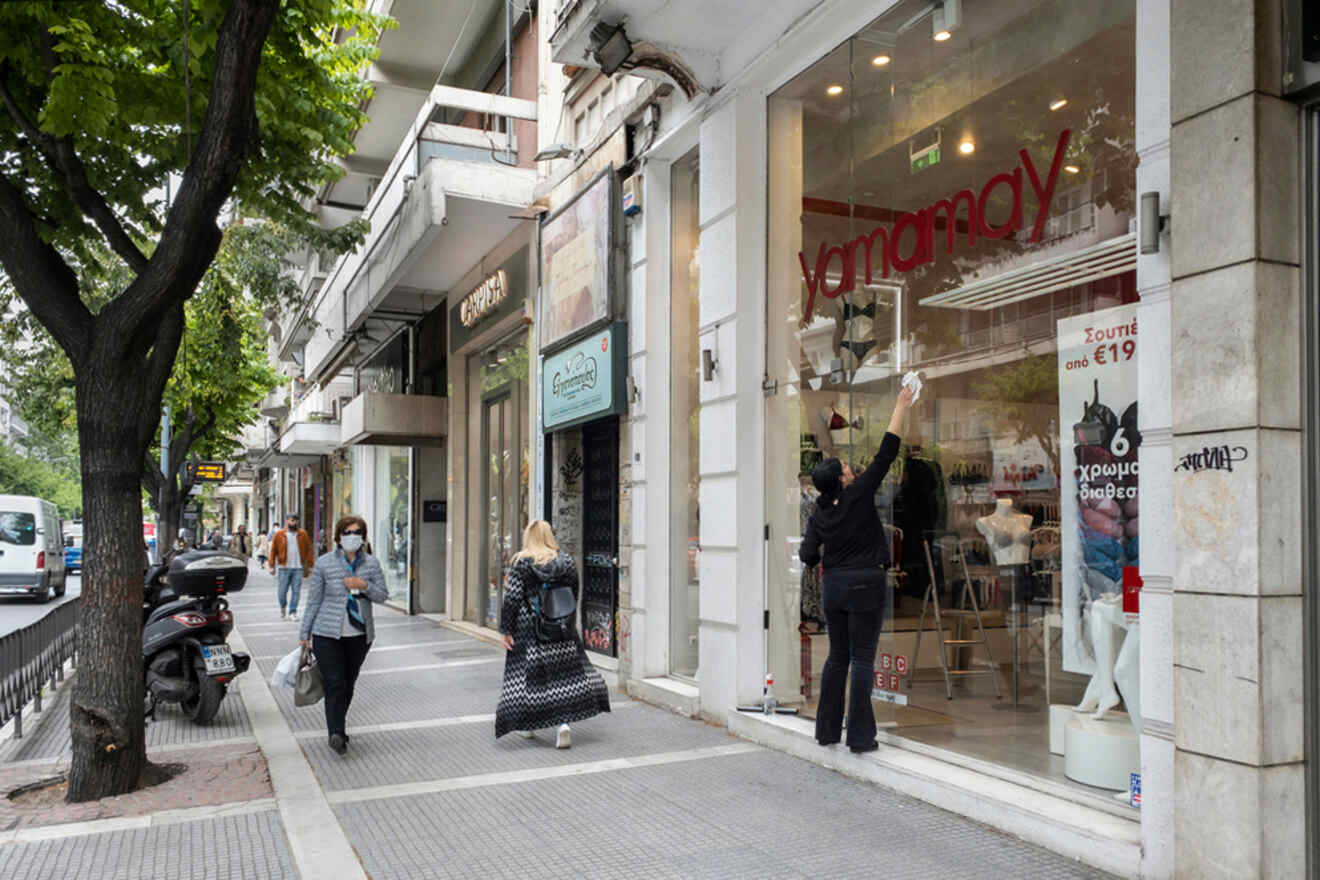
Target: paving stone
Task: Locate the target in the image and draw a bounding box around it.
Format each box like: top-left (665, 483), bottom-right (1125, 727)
top-left (334, 749), bottom-right (1113, 880)
top-left (0, 809), bottom-right (294, 880)
top-left (301, 699), bottom-right (726, 791)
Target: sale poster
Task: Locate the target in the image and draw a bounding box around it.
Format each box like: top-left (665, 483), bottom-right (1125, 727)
top-left (1058, 303), bottom-right (1140, 674)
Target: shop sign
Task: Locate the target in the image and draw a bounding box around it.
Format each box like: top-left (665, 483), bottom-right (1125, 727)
top-left (541, 322), bottom-right (627, 432)
top-left (799, 129), bottom-right (1073, 319)
top-left (459, 269), bottom-right (508, 328)
top-left (540, 169), bottom-right (615, 350)
top-left (449, 247), bottom-right (529, 353)
top-left (1058, 303), bottom-right (1140, 675)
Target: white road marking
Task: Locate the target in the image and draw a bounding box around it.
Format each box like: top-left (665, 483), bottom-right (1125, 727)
top-left (0, 797), bottom-right (277, 846)
top-left (326, 742), bottom-right (761, 805)
top-left (355, 657), bottom-right (502, 677)
top-left (292, 701), bottom-right (638, 739)
top-left (254, 639), bottom-right (473, 662)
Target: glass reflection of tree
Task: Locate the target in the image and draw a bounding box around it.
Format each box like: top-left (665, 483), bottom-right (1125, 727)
top-left (972, 354), bottom-right (1061, 480)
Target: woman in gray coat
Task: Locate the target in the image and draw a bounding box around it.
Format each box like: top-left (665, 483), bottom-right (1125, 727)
top-left (298, 515), bottom-right (389, 755)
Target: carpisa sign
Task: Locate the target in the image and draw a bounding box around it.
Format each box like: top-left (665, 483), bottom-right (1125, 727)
top-left (542, 323), bottom-right (627, 432)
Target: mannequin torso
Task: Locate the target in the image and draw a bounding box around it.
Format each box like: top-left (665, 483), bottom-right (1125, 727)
top-left (976, 498), bottom-right (1033, 566)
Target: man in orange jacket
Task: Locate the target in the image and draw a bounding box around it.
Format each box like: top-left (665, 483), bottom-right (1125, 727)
top-left (270, 513), bottom-right (314, 620)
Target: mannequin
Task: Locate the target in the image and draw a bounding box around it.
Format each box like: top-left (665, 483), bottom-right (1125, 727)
top-left (1075, 597), bottom-right (1141, 727)
top-left (976, 497), bottom-right (1033, 566)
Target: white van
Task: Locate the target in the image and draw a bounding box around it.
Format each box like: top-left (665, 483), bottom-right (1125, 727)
top-left (0, 495), bottom-right (67, 603)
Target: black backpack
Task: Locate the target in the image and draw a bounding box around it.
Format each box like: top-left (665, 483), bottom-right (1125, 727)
top-left (526, 581), bottom-right (577, 643)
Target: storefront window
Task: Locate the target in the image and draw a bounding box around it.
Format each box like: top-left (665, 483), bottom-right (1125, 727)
top-left (348, 444), bottom-right (412, 610)
top-left (670, 149), bottom-right (701, 679)
top-left (767, 0), bottom-right (1137, 795)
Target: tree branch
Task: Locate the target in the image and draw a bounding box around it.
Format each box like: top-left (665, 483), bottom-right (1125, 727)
top-left (9, 45), bottom-right (150, 274)
top-left (105, 0), bottom-right (280, 340)
top-left (136, 302), bottom-right (187, 452)
top-left (0, 173), bottom-right (93, 361)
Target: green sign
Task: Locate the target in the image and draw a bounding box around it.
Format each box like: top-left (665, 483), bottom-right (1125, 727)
top-left (911, 145), bottom-right (941, 174)
top-left (541, 322), bottom-right (627, 433)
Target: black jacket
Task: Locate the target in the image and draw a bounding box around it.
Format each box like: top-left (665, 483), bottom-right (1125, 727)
top-left (799, 432), bottom-right (901, 577)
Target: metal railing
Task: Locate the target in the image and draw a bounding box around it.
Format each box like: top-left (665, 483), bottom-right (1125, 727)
top-left (0, 597), bottom-right (79, 738)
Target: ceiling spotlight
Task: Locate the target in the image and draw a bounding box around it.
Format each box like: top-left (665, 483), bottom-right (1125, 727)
top-left (826, 84), bottom-right (844, 96)
top-left (959, 139), bottom-right (975, 154)
top-left (1064, 164), bottom-right (1080, 174)
top-left (872, 55), bottom-right (891, 67)
top-left (932, 0), bottom-right (960, 41)
top-left (1050, 97), bottom-right (1069, 111)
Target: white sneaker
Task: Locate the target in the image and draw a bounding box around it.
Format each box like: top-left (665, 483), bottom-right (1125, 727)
top-left (517, 730), bottom-right (535, 739)
top-left (555, 724), bottom-right (571, 749)
top-left (288, 611), bottom-right (298, 621)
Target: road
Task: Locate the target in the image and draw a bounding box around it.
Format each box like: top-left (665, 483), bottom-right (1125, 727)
top-left (0, 574), bottom-right (81, 639)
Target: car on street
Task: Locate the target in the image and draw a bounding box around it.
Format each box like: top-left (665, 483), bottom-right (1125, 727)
top-left (63, 535), bottom-right (82, 572)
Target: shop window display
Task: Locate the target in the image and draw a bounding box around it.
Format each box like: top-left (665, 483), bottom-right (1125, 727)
top-left (766, 0), bottom-right (1138, 796)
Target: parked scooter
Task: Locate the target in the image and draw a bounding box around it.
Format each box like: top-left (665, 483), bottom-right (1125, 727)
top-left (143, 549), bottom-right (251, 724)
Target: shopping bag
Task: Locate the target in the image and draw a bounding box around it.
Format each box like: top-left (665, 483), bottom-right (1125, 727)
top-left (294, 647), bottom-right (324, 706)
top-left (271, 647), bottom-right (301, 689)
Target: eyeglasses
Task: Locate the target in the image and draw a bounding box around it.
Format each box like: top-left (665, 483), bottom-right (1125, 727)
top-left (341, 529), bottom-right (365, 536)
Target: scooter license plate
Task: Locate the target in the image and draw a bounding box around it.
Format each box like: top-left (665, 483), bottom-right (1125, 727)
top-left (201, 645), bottom-right (236, 674)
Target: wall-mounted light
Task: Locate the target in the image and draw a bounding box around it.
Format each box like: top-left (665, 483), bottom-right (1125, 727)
top-left (702, 348), bottom-right (718, 381)
top-left (958, 138), bottom-right (975, 154)
top-left (826, 84), bottom-right (844, 96)
top-left (1050, 97), bottom-right (1069, 111)
top-left (533, 143), bottom-right (581, 162)
top-left (1139, 190), bottom-right (1170, 254)
top-left (872, 54), bottom-right (891, 67)
top-left (932, 0), bottom-right (960, 41)
top-left (589, 22), bottom-right (634, 76)
top-left (1064, 164), bottom-right (1080, 174)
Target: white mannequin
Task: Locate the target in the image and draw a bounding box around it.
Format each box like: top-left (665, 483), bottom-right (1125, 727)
top-left (976, 498), bottom-right (1033, 566)
top-left (1076, 596), bottom-right (1140, 729)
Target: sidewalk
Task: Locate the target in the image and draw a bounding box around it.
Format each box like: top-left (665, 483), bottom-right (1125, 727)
top-left (0, 567), bottom-right (1114, 879)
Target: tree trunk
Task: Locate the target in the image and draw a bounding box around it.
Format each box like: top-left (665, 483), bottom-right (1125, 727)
top-left (66, 379), bottom-right (153, 801)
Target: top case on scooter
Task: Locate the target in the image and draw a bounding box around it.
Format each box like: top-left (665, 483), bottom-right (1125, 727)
top-left (166, 550), bottom-right (248, 597)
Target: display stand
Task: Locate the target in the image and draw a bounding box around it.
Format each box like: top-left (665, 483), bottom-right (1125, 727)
top-left (1062, 712), bottom-right (1140, 791)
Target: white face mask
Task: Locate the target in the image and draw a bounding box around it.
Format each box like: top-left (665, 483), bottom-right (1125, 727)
top-left (340, 534), bottom-right (364, 553)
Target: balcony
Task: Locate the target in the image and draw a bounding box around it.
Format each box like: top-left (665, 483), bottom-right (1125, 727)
top-left (275, 376), bottom-right (355, 459)
top-left (305, 85), bottom-right (537, 382)
top-left (340, 392), bottom-right (448, 447)
top-left (549, 0), bottom-right (821, 95)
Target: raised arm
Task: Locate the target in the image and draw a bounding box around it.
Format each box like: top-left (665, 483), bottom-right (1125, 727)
top-left (854, 386), bottom-right (916, 497)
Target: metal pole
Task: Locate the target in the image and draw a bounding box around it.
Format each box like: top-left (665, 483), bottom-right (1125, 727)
top-left (505, 0), bottom-right (512, 158)
top-left (159, 406), bottom-right (170, 563)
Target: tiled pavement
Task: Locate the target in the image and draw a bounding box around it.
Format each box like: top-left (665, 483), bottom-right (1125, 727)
top-left (0, 566), bottom-right (1115, 879)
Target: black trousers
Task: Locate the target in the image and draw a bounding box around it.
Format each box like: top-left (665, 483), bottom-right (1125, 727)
top-left (312, 634), bottom-right (369, 737)
top-left (816, 572), bottom-right (886, 748)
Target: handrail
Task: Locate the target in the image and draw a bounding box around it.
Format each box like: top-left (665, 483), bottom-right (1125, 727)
top-left (0, 597), bottom-right (79, 738)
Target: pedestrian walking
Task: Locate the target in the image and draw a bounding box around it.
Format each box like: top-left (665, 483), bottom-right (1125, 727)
top-left (228, 524), bottom-right (252, 564)
top-left (495, 521), bottom-right (610, 747)
top-left (298, 515), bottom-right (388, 756)
top-left (799, 385), bottom-right (914, 753)
top-left (208, 528), bottom-right (224, 550)
top-left (255, 529), bottom-right (269, 568)
top-left (270, 514), bottom-right (314, 621)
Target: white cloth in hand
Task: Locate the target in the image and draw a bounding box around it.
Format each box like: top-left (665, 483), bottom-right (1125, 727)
top-left (901, 370), bottom-right (923, 403)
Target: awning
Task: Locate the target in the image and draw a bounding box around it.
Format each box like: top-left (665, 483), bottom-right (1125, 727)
top-left (919, 233), bottom-right (1136, 311)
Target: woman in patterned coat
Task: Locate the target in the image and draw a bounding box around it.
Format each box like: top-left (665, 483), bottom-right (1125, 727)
top-left (496, 521), bottom-right (610, 747)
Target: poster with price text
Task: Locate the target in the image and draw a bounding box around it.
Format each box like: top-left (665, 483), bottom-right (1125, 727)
top-left (1058, 303), bottom-right (1140, 675)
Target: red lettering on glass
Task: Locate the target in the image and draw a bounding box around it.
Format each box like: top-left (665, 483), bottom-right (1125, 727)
top-left (798, 129), bottom-right (1072, 322)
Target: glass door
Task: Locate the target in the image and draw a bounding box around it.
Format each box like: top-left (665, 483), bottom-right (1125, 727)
top-left (478, 331), bottom-right (530, 629)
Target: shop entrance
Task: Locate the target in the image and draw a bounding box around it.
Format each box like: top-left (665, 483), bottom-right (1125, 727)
top-left (475, 330), bottom-right (530, 629)
top-left (581, 417), bottom-right (619, 656)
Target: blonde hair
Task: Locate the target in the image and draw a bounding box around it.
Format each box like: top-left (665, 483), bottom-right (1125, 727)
top-left (513, 520), bottom-right (559, 565)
